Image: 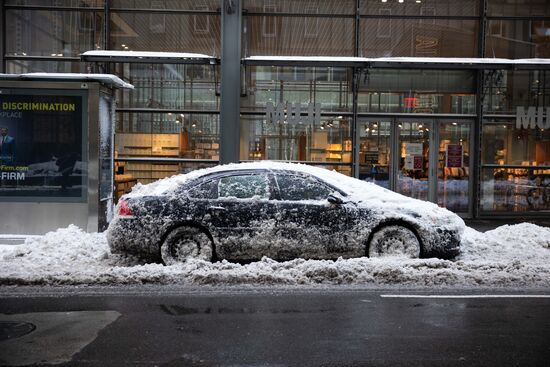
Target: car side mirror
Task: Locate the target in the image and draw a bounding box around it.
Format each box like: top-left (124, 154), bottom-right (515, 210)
top-left (327, 193), bottom-right (344, 205)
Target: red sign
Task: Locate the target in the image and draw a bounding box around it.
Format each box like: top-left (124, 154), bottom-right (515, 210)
top-left (404, 97), bottom-right (418, 108)
top-left (446, 144), bottom-right (463, 168)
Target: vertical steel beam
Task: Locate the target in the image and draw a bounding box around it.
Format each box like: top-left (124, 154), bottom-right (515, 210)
top-left (478, 0), bottom-right (487, 57)
top-left (472, 69), bottom-right (484, 218)
top-left (0, 0), bottom-right (5, 73)
top-left (103, 0), bottom-right (110, 74)
top-left (351, 0), bottom-right (361, 177)
top-left (219, 0), bottom-right (242, 164)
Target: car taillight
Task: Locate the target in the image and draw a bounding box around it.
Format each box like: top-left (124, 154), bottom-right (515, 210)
top-left (117, 199), bottom-right (133, 217)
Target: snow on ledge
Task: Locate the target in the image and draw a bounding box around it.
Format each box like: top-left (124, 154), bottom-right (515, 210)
top-left (81, 50), bottom-right (216, 61)
top-left (0, 73), bottom-right (134, 89)
top-left (244, 56), bottom-right (550, 66)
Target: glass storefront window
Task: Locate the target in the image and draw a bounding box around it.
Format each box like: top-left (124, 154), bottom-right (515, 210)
top-left (6, 60), bottom-right (87, 74)
top-left (109, 12), bottom-right (220, 56)
top-left (481, 119), bottom-right (550, 212)
top-left (115, 160), bottom-right (218, 185)
top-left (483, 70), bottom-right (550, 115)
top-left (397, 121), bottom-right (431, 201)
top-left (486, 20), bottom-right (550, 58)
top-left (358, 69), bottom-right (475, 114)
top-left (240, 115), bottom-right (352, 176)
top-left (113, 63), bottom-right (219, 110)
top-left (244, 0), bottom-right (356, 15)
top-left (111, 1), bottom-right (219, 11)
top-left (482, 121), bottom-right (550, 166)
top-left (5, 0), bottom-right (104, 6)
top-left (115, 112), bottom-right (219, 159)
top-left (360, 0), bottom-right (479, 16)
top-left (359, 120), bottom-right (391, 188)
top-left (360, 19), bottom-right (478, 57)
top-left (437, 122), bottom-right (471, 213)
top-left (487, 0), bottom-right (550, 17)
top-left (242, 66), bottom-right (352, 113)
top-left (5, 10), bottom-right (103, 57)
top-left (243, 16), bottom-right (354, 56)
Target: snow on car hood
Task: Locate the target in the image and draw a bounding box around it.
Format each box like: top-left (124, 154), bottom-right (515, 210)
top-left (125, 161), bottom-right (463, 231)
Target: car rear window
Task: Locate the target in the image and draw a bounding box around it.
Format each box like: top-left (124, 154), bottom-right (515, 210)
top-left (218, 174), bottom-right (269, 199)
top-left (275, 174), bottom-right (333, 201)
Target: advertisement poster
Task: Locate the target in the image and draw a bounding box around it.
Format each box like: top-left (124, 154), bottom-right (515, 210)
top-left (0, 92), bottom-right (86, 201)
top-left (446, 144), bottom-right (463, 168)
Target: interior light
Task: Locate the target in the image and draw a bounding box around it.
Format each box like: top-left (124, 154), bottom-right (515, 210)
top-left (399, 0), bottom-right (404, 2)
top-left (167, 112), bottom-right (172, 116)
top-left (192, 122), bottom-right (196, 127)
top-left (398, 124), bottom-right (403, 128)
top-left (180, 114), bottom-right (185, 117)
top-left (416, 0), bottom-right (421, 3)
top-left (121, 44), bottom-right (126, 47)
top-left (418, 124), bottom-right (423, 128)
top-left (51, 53), bottom-right (57, 56)
top-left (373, 123), bottom-right (378, 128)
top-left (452, 122), bottom-right (458, 125)
top-left (381, 0), bottom-right (387, 2)
top-left (338, 115), bottom-right (343, 119)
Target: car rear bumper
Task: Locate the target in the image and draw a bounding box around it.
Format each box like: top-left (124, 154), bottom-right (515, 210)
top-left (107, 217), bottom-right (162, 261)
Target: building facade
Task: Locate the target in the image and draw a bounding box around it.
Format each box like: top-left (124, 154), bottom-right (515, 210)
top-left (2, 0), bottom-right (550, 218)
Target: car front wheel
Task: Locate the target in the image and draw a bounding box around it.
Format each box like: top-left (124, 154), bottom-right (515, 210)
top-left (367, 225), bottom-right (421, 258)
top-left (161, 226), bottom-right (214, 265)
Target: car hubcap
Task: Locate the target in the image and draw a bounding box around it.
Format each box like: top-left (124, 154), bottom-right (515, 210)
top-left (162, 228), bottom-right (213, 264)
top-left (368, 225), bottom-right (420, 258)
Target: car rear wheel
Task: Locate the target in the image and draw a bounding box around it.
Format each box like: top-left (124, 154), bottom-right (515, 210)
top-left (161, 226), bottom-right (213, 265)
top-left (368, 225), bottom-right (421, 258)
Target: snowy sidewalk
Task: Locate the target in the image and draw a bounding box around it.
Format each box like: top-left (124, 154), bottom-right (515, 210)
top-left (0, 224), bottom-right (549, 287)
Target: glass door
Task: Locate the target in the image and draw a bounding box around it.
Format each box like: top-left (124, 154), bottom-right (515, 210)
top-left (396, 120), bottom-right (434, 202)
top-left (358, 118), bottom-right (392, 189)
top-left (437, 120), bottom-right (472, 214)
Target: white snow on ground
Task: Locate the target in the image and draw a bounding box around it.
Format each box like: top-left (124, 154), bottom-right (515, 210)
top-left (0, 223), bottom-right (549, 287)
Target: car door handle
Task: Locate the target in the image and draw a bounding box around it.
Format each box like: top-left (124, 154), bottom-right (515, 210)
top-left (208, 206), bottom-right (227, 213)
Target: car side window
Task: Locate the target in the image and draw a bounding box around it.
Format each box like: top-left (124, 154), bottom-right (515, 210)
top-left (276, 174), bottom-right (333, 201)
top-left (218, 173), bottom-right (270, 200)
top-left (187, 179), bottom-right (218, 199)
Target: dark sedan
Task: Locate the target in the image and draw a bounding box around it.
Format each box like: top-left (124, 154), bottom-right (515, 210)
top-left (107, 162), bottom-right (463, 264)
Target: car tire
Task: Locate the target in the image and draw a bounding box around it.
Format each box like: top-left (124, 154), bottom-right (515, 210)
top-left (161, 226), bottom-right (214, 265)
top-left (367, 225), bottom-right (421, 258)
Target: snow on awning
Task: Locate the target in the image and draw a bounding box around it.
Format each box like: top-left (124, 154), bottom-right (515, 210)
top-left (81, 50), bottom-right (219, 65)
top-left (0, 73), bottom-right (134, 89)
top-left (243, 56), bottom-right (550, 69)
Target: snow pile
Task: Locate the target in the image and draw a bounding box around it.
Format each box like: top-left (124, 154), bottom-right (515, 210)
top-left (1, 223), bottom-right (549, 287)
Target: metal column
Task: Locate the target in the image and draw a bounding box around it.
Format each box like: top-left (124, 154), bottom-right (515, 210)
top-left (0, 0), bottom-right (5, 73)
top-left (219, 0), bottom-right (242, 164)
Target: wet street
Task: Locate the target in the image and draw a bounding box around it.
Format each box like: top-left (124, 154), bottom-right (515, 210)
top-left (1, 286), bottom-right (549, 366)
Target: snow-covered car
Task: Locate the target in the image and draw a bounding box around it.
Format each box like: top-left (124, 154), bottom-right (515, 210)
top-left (107, 162), bottom-right (464, 264)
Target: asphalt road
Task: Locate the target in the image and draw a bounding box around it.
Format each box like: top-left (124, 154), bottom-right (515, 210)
top-left (1, 286), bottom-right (549, 367)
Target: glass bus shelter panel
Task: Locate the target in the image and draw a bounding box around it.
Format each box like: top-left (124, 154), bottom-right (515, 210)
top-left (359, 120), bottom-right (391, 189)
top-left (437, 121), bottom-right (471, 213)
top-left (396, 121), bottom-right (431, 201)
